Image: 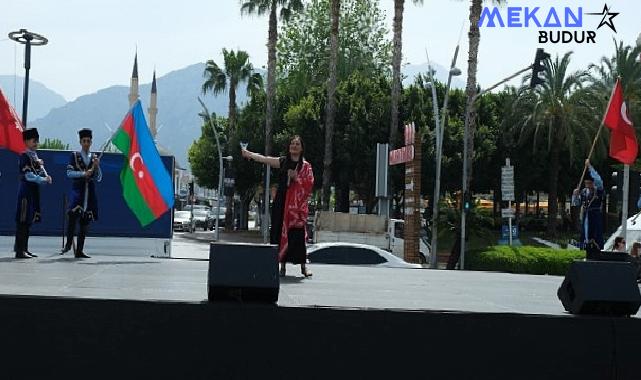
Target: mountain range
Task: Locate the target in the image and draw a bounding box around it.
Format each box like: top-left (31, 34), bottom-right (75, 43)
top-left (0, 76), bottom-right (67, 120)
top-left (1, 62), bottom-right (464, 168)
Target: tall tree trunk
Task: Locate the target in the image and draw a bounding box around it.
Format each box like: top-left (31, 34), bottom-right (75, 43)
top-left (336, 171), bottom-right (350, 213)
top-left (547, 138), bottom-right (561, 237)
top-left (463, 0), bottom-right (483, 192)
top-left (240, 190), bottom-right (252, 231)
top-left (265, 1), bottom-right (277, 156)
top-left (225, 84), bottom-right (238, 232)
top-left (228, 84), bottom-right (237, 132)
top-left (322, 0), bottom-right (340, 210)
top-left (450, 0), bottom-right (482, 263)
top-left (558, 194), bottom-right (568, 233)
top-left (390, 0), bottom-right (404, 147)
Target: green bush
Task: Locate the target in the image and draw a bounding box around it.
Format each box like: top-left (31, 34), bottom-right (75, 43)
top-left (466, 246), bottom-right (585, 276)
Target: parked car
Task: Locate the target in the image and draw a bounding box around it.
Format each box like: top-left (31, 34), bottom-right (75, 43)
top-left (183, 204), bottom-right (211, 212)
top-left (192, 210), bottom-right (212, 231)
top-left (207, 207), bottom-right (227, 229)
top-left (173, 211), bottom-right (195, 233)
top-left (306, 243), bottom-right (421, 269)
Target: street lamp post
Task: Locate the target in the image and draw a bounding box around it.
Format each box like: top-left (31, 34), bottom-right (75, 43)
top-left (427, 46), bottom-right (462, 269)
top-left (8, 29), bottom-right (48, 127)
top-left (216, 156), bottom-right (233, 241)
top-left (263, 165), bottom-right (271, 243)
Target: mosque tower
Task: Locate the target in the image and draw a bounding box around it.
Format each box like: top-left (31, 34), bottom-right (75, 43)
top-left (148, 70), bottom-right (158, 139)
top-left (128, 53), bottom-right (139, 107)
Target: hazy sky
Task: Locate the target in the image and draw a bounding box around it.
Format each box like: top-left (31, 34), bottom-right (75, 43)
top-left (1, 0), bottom-right (639, 101)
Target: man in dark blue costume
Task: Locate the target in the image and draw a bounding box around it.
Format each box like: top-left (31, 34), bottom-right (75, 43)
top-left (572, 160), bottom-right (604, 250)
top-left (61, 128), bottom-right (102, 258)
top-left (14, 128), bottom-right (52, 259)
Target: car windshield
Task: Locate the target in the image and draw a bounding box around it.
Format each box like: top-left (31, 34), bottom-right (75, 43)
top-left (194, 211), bottom-right (208, 217)
top-left (175, 211), bottom-right (190, 218)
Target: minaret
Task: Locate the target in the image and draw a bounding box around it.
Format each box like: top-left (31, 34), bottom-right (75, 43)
top-left (128, 53), bottom-right (139, 106)
top-left (148, 70), bottom-right (158, 139)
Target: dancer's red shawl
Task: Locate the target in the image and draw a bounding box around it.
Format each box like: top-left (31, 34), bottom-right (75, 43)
top-left (278, 160), bottom-right (314, 261)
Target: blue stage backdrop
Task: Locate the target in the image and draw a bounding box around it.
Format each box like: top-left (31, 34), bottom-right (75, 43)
top-left (0, 149), bottom-right (174, 238)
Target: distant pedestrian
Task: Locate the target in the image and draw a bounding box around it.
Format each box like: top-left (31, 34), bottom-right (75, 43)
top-left (14, 128), bottom-right (52, 259)
top-left (629, 242), bottom-right (641, 282)
top-left (242, 135), bottom-right (314, 277)
top-left (572, 160), bottom-right (604, 250)
top-left (630, 242), bottom-right (641, 258)
top-left (613, 236), bottom-right (626, 252)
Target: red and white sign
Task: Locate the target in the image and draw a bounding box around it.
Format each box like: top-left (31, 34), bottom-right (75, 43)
top-left (389, 145), bottom-right (415, 165)
top-left (404, 123), bottom-right (415, 146)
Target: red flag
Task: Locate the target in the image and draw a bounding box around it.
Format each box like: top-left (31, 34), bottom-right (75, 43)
top-left (604, 79), bottom-right (637, 165)
top-left (0, 88), bottom-right (26, 154)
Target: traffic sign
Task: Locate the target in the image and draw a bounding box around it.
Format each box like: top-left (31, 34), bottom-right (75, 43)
top-left (501, 225), bottom-right (519, 239)
top-left (501, 208), bottom-right (515, 218)
top-left (501, 165), bottom-right (515, 201)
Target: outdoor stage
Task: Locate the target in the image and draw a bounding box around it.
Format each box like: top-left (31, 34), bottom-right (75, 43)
top-left (0, 246), bottom-right (640, 379)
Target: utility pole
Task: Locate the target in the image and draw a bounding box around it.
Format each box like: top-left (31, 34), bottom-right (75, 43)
top-left (8, 29), bottom-right (48, 127)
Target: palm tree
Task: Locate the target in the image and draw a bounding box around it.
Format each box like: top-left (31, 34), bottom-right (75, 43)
top-left (202, 48), bottom-right (263, 230)
top-left (589, 39), bottom-right (641, 114)
top-left (240, 0), bottom-right (304, 157)
top-left (515, 52), bottom-right (594, 236)
top-left (202, 48), bottom-right (263, 132)
top-left (322, 0), bottom-right (340, 210)
top-left (389, 0), bottom-right (423, 146)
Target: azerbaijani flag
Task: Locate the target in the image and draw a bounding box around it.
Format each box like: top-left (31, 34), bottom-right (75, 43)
top-left (112, 100), bottom-right (174, 226)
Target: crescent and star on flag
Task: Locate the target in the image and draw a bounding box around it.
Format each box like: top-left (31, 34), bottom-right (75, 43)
top-left (621, 101), bottom-right (633, 126)
top-left (129, 152), bottom-right (145, 179)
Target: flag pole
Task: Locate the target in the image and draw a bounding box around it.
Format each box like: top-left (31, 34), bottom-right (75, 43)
top-left (98, 129), bottom-right (119, 158)
top-left (623, 164), bottom-right (630, 249)
top-left (576, 78), bottom-right (620, 190)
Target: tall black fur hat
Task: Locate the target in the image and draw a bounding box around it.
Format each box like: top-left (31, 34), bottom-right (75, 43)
top-left (78, 128), bottom-right (93, 139)
top-left (22, 128), bottom-right (39, 141)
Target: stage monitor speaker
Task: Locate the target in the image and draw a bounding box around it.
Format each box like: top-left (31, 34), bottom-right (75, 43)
top-left (557, 260), bottom-right (641, 316)
top-left (208, 242), bottom-right (279, 303)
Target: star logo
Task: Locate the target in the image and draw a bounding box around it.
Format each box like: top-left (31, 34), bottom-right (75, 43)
top-left (586, 4), bottom-right (619, 33)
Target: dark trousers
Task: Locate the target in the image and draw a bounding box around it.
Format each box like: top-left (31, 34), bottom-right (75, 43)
top-left (14, 223), bottom-right (30, 254)
top-left (65, 212), bottom-right (90, 254)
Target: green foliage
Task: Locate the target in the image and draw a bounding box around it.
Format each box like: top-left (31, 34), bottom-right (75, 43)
top-left (188, 115), bottom-right (227, 189)
top-left (334, 72), bottom-right (391, 209)
top-left (282, 87), bottom-right (325, 187)
top-left (466, 245), bottom-right (585, 275)
top-left (39, 138), bottom-right (69, 150)
top-left (231, 92), bottom-right (269, 198)
top-left (277, 0), bottom-right (391, 97)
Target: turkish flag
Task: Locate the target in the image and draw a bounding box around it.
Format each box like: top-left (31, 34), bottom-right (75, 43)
top-left (0, 88), bottom-right (26, 154)
top-left (604, 79), bottom-right (637, 165)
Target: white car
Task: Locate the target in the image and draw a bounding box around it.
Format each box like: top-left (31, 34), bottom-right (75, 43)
top-left (173, 211), bottom-right (195, 232)
top-left (306, 242), bottom-right (422, 269)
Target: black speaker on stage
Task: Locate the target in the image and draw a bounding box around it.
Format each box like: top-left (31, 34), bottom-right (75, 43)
top-left (557, 260), bottom-right (641, 316)
top-left (208, 242), bottom-right (279, 303)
